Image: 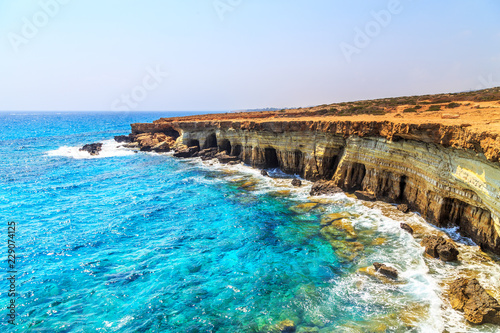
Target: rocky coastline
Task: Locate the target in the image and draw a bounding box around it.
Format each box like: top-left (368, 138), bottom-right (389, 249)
top-left (116, 95), bottom-right (500, 327)
top-left (127, 116), bottom-right (500, 255)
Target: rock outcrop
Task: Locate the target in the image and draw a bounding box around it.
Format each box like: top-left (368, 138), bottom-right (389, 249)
top-left (400, 223), bottom-right (414, 235)
top-left (114, 135), bottom-right (132, 143)
top-left (449, 277), bottom-right (500, 325)
top-left (373, 262), bottom-right (398, 280)
top-left (80, 143), bottom-right (103, 156)
top-left (310, 180), bottom-right (343, 196)
top-left (421, 235), bottom-right (459, 262)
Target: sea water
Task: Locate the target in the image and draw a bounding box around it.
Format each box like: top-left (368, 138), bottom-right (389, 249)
top-left (1, 112), bottom-right (499, 332)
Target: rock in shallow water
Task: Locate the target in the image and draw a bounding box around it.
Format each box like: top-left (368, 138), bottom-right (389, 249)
top-left (421, 235), bottom-right (459, 261)
top-left (276, 319), bottom-right (296, 333)
top-left (373, 262), bottom-right (398, 280)
top-left (79, 143), bottom-right (103, 156)
top-left (114, 135), bottom-right (132, 143)
top-left (449, 277), bottom-right (500, 325)
top-left (291, 179), bottom-right (302, 187)
top-left (400, 223), bottom-right (414, 235)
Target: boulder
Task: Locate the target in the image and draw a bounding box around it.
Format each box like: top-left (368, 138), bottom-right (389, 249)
top-left (354, 190), bottom-right (376, 201)
top-left (114, 135), bottom-right (132, 143)
top-left (173, 146), bottom-right (199, 158)
top-left (310, 180), bottom-right (343, 196)
top-left (449, 277), bottom-right (500, 325)
top-left (397, 204), bottom-right (409, 213)
top-left (421, 235), bottom-right (459, 261)
top-left (400, 223), bottom-right (414, 235)
top-left (373, 262), bottom-right (398, 280)
top-left (197, 147), bottom-right (218, 160)
top-left (215, 152), bottom-right (240, 164)
top-left (261, 170), bottom-right (269, 176)
top-left (291, 179), bottom-right (302, 187)
top-left (79, 143), bottom-right (103, 156)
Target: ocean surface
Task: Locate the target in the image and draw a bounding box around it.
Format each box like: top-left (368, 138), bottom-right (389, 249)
top-left (1, 112), bottom-right (500, 333)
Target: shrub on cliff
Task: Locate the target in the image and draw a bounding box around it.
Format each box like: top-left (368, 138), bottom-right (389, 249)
top-left (446, 102), bottom-right (461, 108)
top-left (428, 105), bottom-right (442, 111)
top-left (403, 108), bottom-right (417, 113)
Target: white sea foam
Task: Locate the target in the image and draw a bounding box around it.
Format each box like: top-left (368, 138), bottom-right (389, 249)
top-left (47, 139), bottom-right (136, 159)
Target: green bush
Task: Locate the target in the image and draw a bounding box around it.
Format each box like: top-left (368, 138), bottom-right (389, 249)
top-left (414, 105), bottom-right (423, 110)
top-left (446, 102), bottom-right (461, 108)
top-left (428, 105), bottom-right (442, 111)
top-left (403, 107), bottom-right (416, 113)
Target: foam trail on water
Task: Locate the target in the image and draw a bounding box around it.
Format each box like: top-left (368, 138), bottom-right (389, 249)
top-left (47, 139), bottom-right (136, 159)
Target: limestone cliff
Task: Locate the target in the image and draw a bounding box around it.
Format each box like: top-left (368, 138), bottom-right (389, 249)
top-left (129, 116), bottom-right (500, 254)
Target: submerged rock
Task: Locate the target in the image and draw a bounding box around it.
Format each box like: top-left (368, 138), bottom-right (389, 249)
top-left (421, 235), bottom-right (459, 261)
top-left (309, 180), bottom-right (343, 196)
top-left (373, 262), bottom-right (398, 280)
top-left (276, 319), bottom-right (296, 333)
top-left (449, 277), bottom-right (500, 325)
top-left (261, 170), bottom-right (269, 176)
top-left (291, 179), bottom-right (302, 187)
top-left (400, 223), bottom-right (414, 235)
top-left (290, 203), bottom-right (318, 213)
top-left (79, 143), bottom-right (103, 156)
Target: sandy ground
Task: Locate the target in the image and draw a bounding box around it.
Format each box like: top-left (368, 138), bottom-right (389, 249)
top-left (160, 101), bottom-right (500, 136)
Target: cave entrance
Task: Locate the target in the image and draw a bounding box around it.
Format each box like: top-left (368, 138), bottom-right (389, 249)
top-left (219, 139), bottom-right (232, 154)
top-left (264, 148), bottom-right (280, 168)
top-left (231, 144), bottom-right (242, 157)
top-left (344, 162), bottom-right (365, 191)
top-left (164, 129), bottom-right (180, 140)
top-left (187, 139), bottom-right (200, 148)
top-left (204, 133), bottom-right (218, 149)
top-left (322, 148), bottom-right (341, 179)
top-left (399, 175), bottom-right (408, 201)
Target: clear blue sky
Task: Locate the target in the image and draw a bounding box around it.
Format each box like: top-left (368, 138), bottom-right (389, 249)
top-left (1, 0), bottom-right (499, 111)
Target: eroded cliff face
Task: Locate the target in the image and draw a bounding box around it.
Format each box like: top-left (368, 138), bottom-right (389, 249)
top-left (130, 119), bottom-right (500, 253)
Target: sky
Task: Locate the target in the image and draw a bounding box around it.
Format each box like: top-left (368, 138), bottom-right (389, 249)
top-left (0, 0), bottom-right (499, 111)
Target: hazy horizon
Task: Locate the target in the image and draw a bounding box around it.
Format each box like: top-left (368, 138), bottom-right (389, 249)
top-left (1, 0), bottom-right (499, 112)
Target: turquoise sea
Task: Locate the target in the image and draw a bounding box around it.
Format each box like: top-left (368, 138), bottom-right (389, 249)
top-left (1, 112), bottom-right (499, 332)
